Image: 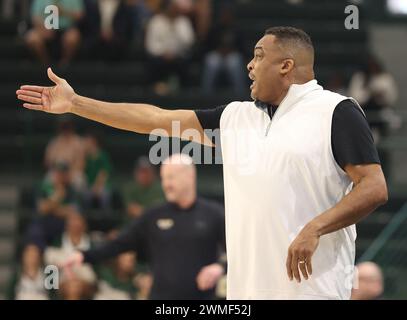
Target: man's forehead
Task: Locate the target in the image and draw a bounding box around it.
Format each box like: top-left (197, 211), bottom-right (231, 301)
top-left (255, 35), bottom-right (277, 51)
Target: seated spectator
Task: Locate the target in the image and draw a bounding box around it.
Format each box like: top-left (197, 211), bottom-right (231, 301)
top-left (351, 261), bottom-right (384, 300)
top-left (145, 0), bottom-right (195, 95)
top-left (7, 244), bottom-right (49, 300)
top-left (83, 131), bottom-right (113, 209)
top-left (44, 118), bottom-right (85, 191)
top-left (94, 252), bottom-right (138, 299)
top-left (201, 4), bottom-right (245, 95)
top-left (123, 157), bottom-right (164, 220)
top-left (81, 0), bottom-right (136, 61)
top-left (348, 55), bottom-right (400, 178)
top-left (348, 55), bottom-right (400, 143)
top-left (25, 162), bottom-right (79, 250)
top-left (25, 0), bottom-right (84, 65)
top-left (44, 211), bottom-right (97, 300)
top-left (144, 0), bottom-right (211, 41)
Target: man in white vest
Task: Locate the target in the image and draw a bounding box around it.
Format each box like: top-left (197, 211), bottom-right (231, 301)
top-left (16, 26), bottom-right (388, 300)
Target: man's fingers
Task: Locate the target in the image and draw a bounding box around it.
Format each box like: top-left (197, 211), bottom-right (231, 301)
top-left (196, 271), bottom-right (214, 291)
top-left (196, 272), bottom-right (206, 289)
top-left (20, 85), bottom-right (46, 93)
top-left (198, 279), bottom-right (207, 290)
top-left (306, 257), bottom-right (313, 276)
top-left (47, 67), bottom-right (64, 85)
top-left (17, 94), bottom-right (42, 105)
top-left (291, 252), bottom-right (301, 283)
top-left (16, 89), bottom-right (42, 98)
top-left (198, 277), bottom-right (212, 291)
top-left (298, 258), bottom-right (308, 280)
top-left (286, 251), bottom-right (293, 281)
top-left (23, 103), bottom-right (44, 111)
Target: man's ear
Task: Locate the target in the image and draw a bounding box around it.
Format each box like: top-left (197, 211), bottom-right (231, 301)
top-left (280, 58), bottom-right (295, 75)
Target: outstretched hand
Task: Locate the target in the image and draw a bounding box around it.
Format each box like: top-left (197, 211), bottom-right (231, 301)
top-left (16, 67), bottom-right (75, 114)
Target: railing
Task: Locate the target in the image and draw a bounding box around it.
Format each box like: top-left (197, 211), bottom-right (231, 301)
top-left (358, 202), bottom-right (407, 298)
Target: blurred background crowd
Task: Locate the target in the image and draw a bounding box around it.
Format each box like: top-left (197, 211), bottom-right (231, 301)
top-left (0, 0), bottom-right (407, 299)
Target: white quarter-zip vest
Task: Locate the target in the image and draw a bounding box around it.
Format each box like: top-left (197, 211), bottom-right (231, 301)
top-left (220, 80), bottom-right (358, 300)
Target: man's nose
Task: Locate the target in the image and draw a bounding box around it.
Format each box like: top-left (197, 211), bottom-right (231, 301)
top-left (247, 59), bottom-right (254, 72)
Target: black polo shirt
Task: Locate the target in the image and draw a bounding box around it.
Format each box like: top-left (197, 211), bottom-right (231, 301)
top-left (83, 197), bottom-right (225, 300)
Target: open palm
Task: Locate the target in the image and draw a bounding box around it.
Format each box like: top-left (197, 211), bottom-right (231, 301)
top-left (16, 68), bottom-right (75, 114)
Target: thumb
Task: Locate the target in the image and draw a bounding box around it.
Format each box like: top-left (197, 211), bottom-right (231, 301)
top-left (47, 67), bottom-right (64, 85)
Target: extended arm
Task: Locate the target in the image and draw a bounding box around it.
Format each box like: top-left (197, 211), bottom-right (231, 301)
top-left (17, 68), bottom-right (211, 145)
top-left (62, 218), bottom-right (144, 271)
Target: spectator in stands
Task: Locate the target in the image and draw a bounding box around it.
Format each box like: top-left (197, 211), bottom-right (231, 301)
top-left (123, 157), bottom-right (164, 220)
top-left (94, 252), bottom-right (138, 299)
top-left (146, 0), bottom-right (211, 41)
top-left (81, 0), bottom-right (136, 61)
top-left (25, 0), bottom-right (84, 65)
top-left (44, 211), bottom-right (96, 300)
top-left (145, 0), bottom-right (195, 95)
top-left (201, 4), bottom-right (245, 95)
top-left (25, 161), bottom-right (79, 250)
top-left (45, 118), bottom-right (85, 191)
top-left (349, 55), bottom-right (400, 179)
top-left (348, 55), bottom-right (400, 143)
top-left (7, 244), bottom-right (49, 300)
top-left (351, 261), bottom-right (384, 300)
top-left (83, 130), bottom-right (113, 209)
top-left (63, 154), bottom-right (226, 300)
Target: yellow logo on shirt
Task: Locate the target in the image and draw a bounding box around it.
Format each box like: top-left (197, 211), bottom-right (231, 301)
top-left (156, 219), bottom-right (174, 230)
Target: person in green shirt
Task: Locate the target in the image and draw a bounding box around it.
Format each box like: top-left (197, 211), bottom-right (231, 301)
top-left (123, 156), bottom-right (164, 220)
top-left (25, 0), bottom-right (84, 65)
top-left (84, 131), bottom-right (113, 209)
top-left (25, 161), bottom-right (80, 250)
top-left (94, 252), bottom-right (139, 300)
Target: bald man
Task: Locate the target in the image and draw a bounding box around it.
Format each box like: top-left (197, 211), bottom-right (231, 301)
top-left (63, 154), bottom-right (226, 300)
top-left (351, 262), bottom-right (384, 300)
top-left (17, 26), bottom-right (387, 299)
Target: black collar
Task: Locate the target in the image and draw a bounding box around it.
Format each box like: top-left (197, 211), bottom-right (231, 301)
top-left (255, 100), bottom-right (278, 119)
